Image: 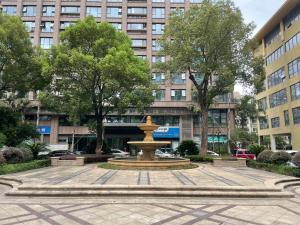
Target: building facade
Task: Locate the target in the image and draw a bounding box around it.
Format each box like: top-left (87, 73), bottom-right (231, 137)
top-left (0, 0), bottom-right (236, 152)
top-left (255, 0), bottom-right (300, 151)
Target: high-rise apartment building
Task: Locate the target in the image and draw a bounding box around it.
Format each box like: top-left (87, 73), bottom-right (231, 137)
top-left (0, 0), bottom-right (235, 152)
top-left (255, 0), bottom-right (300, 151)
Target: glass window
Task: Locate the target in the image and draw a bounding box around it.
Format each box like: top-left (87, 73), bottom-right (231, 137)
top-left (265, 45), bottom-right (285, 66)
top-left (128, 8), bottom-right (147, 14)
top-left (291, 82), bottom-right (300, 101)
top-left (190, 0), bottom-right (202, 3)
top-left (258, 97), bottom-right (268, 111)
top-left (208, 109), bottom-right (228, 127)
top-left (111, 23), bottom-right (122, 31)
top-left (152, 24), bottom-right (165, 35)
top-left (152, 40), bottom-right (162, 51)
top-left (127, 23), bottom-right (146, 30)
top-left (293, 107), bottom-right (300, 124)
top-left (288, 57), bottom-right (300, 78)
top-left (265, 25), bottom-right (280, 47)
top-left (60, 21), bottom-right (75, 30)
top-left (284, 5), bottom-right (300, 30)
top-left (171, 89), bottom-right (186, 101)
top-left (171, 73), bottom-right (186, 84)
top-left (132, 39), bottom-right (146, 47)
top-left (61, 6), bottom-right (80, 14)
top-left (86, 7), bottom-right (101, 17)
top-left (170, 7), bottom-right (185, 13)
top-left (284, 110), bottom-right (290, 126)
top-left (152, 56), bottom-right (165, 63)
top-left (152, 73), bottom-right (165, 84)
top-left (152, 8), bottom-right (165, 18)
top-left (40, 37), bottom-right (53, 49)
top-left (3, 6), bottom-right (17, 15)
top-left (23, 6), bottom-right (36, 16)
top-left (41, 21), bottom-right (54, 32)
top-left (267, 67), bottom-right (285, 88)
top-left (285, 31), bottom-right (300, 52)
top-left (171, 0), bottom-right (184, 3)
top-left (259, 117), bottom-right (269, 129)
top-left (271, 117), bottom-right (280, 128)
top-left (107, 7), bottom-right (122, 18)
top-left (42, 6), bottom-right (55, 16)
top-left (24, 21), bottom-right (35, 32)
top-left (152, 90), bottom-right (165, 101)
top-left (152, 0), bottom-right (165, 2)
top-left (269, 89), bottom-right (288, 108)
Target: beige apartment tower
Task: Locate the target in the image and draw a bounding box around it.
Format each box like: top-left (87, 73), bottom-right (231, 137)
top-left (255, 0), bottom-right (300, 151)
top-left (0, 0), bottom-right (236, 153)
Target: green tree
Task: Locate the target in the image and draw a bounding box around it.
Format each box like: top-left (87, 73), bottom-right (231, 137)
top-left (159, 0), bottom-right (265, 156)
top-left (42, 17), bottom-right (154, 154)
top-left (236, 95), bottom-right (257, 129)
top-left (229, 128), bottom-right (258, 149)
top-left (0, 13), bottom-right (45, 98)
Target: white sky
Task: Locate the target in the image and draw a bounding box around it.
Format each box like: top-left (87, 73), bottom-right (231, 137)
top-left (232, 0), bottom-right (286, 95)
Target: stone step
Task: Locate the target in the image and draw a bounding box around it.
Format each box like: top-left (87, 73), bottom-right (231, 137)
top-left (0, 177), bottom-right (22, 188)
top-left (17, 185), bottom-right (282, 192)
top-left (6, 189), bottom-right (294, 198)
top-left (273, 178), bottom-right (300, 189)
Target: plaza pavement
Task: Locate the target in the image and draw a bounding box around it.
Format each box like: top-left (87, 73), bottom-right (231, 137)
top-left (0, 164), bottom-right (299, 224)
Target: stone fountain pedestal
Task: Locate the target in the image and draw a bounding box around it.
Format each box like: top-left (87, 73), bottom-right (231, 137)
top-left (108, 116), bottom-right (190, 168)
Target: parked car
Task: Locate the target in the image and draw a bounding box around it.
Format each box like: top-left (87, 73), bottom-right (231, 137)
top-left (207, 151), bottom-right (219, 157)
top-left (159, 147), bottom-right (174, 154)
top-left (48, 150), bottom-right (76, 157)
top-left (155, 149), bottom-right (174, 158)
top-left (111, 149), bottom-right (129, 157)
top-left (232, 149), bottom-right (256, 160)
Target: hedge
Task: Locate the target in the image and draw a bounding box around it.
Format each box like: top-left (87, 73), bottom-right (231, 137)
top-left (185, 155), bottom-right (213, 163)
top-left (247, 160), bottom-right (300, 178)
top-left (0, 160), bottom-right (50, 175)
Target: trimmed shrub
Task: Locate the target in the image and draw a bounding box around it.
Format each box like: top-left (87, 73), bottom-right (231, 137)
top-left (2, 147), bottom-right (24, 164)
top-left (0, 153), bottom-right (6, 165)
top-left (83, 154), bottom-right (112, 163)
top-left (0, 133), bottom-right (6, 148)
top-left (257, 150), bottom-right (273, 163)
top-left (186, 155), bottom-right (213, 163)
top-left (270, 151), bottom-right (291, 165)
top-left (177, 140), bottom-right (199, 156)
top-left (292, 151), bottom-right (300, 167)
top-left (0, 160), bottom-right (50, 175)
top-left (19, 141), bottom-right (49, 160)
top-left (20, 148), bottom-right (33, 162)
top-left (248, 144), bottom-right (265, 157)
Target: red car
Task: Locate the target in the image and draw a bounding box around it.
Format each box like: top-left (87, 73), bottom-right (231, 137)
top-left (232, 149), bottom-right (256, 160)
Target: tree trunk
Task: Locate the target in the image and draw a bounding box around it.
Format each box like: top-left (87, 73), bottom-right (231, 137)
top-left (95, 116), bottom-right (104, 155)
top-left (200, 109), bottom-right (208, 157)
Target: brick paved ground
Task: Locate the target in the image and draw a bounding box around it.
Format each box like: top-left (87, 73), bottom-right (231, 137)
top-left (0, 164), bottom-right (299, 225)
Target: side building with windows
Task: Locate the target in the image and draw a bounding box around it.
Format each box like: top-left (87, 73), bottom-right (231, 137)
top-left (255, 0), bottom-right (300, 151)
top-left (0, 0), bottom-right (236, 153)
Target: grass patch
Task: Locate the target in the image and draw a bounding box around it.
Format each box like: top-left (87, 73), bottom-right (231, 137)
top-left (0, 160), bottom-right (50, 175)
top-left (247, 160), bottom-right (300, 177)
top-left (98, 162), bottom-right (198, 170)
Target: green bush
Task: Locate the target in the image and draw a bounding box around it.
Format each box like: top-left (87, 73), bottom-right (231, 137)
top-left (0, 133), bottom-right (6, 148)
top-left (19, 141), bottom-right (49, 159)
top-left (186, 155), bottom-right (213, 163)
top-left (247, 160), bottom-right (300, 178)
top-left (20, 148), bottom-right (33, 162)
top-left (2, 147), bottom-right (25, 164)
top-left (0, 153), bottom-right (6, 165)
top-left (248, 144), bottom-right (265, 157)
top-left (270, 151), bottom-right (291, 165)
top-left (177, 140), bottom-right (199, 156)
top-left (292, 151), bottom-right (300, 167)
top-left (257, 150), bottom-right (273, 163)
top-left (0, 160), bottom-right (50, 175)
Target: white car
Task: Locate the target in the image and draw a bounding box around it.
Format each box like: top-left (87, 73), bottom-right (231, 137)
top-left (111, 149), bottom-right (129, 157)
top-left (207, 151), bottom-right (219, 157)
top-left (155, 150), bottom-right (174, 158)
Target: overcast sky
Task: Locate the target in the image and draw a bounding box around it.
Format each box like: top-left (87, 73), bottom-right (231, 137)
top-left (232, 0), bottom-right (286, 95)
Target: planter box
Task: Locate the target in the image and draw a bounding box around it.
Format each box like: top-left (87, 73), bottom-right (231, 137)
top-left (51, 157), bottom-right (85, 166)
top-left (213, 158), bottom-right (246, 167)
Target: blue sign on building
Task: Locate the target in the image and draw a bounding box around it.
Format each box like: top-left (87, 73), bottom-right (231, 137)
top-left (153, 127), bottom-right (180, 139)
top-left (36, 126), bottom-right (51, 134)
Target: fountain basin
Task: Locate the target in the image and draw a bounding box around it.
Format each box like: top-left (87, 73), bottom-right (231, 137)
top-left (108, 157), bottom-right (190, 168)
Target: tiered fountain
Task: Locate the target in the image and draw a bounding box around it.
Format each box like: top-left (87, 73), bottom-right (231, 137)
top-left (108, 116), bottom-right (190, 168)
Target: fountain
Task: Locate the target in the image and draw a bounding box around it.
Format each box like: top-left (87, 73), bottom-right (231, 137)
top-left (108, 116), bottom-right (190, 168)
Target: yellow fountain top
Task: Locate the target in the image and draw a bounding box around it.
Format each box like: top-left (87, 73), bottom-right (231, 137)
top-left (146, 116), bottom-right (152, 125)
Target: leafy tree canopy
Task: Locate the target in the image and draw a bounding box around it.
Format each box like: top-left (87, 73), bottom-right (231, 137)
top-left (159, 0), bottom-right (265, 155)
top-left (0, 13), bottom-right (47, 99)
top-left (41, 17), bottom-right (154, 153)
top-left (236, 95), bottom-right (257, 129)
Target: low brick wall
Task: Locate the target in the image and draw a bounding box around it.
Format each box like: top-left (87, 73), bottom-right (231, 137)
top-left (213, 158), bottom-right (247, 167)
top-left (51, 157), bottom-right (85, 166)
